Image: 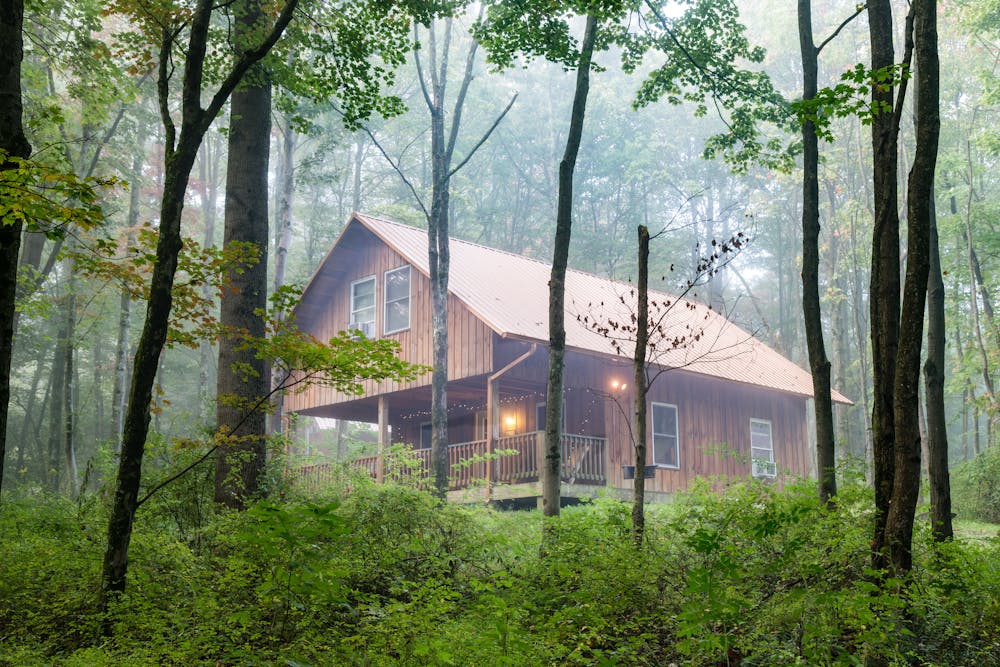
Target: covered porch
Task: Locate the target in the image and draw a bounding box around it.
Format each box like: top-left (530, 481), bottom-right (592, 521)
top-left (291, 342), bottom-right (617, 499)
top-left (351, 431), bottom-right (607, 491)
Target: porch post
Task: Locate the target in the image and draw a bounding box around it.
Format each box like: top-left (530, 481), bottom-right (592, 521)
top-left (486, 376), bottom-right (495, 501)
top-left (377, 396), bottom-right (388, 483)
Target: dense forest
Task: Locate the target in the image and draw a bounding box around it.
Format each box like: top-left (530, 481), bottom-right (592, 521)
top-left (1, 0), bottom-right (999, 663)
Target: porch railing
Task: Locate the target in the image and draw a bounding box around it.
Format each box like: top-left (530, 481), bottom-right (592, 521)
top-left (339, 431), bottom-right (606, 491)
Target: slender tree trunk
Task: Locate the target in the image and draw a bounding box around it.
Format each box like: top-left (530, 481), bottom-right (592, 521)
top-left (632, 225), bottom-right (649, 545)
top-left (271, 115), bottom-right (295, 436)
top-left (886, 0), bottom-right (937, 574)
top-left (197, 135), bottom-right (219, 423)
top-left (15, 349), bottom-right (44, 480)
top-left (962, 168), bottom-right (997, 405)
top-left (418, 16), bottom-right (493, 499)
top-left (799, 0), bottom-right (836, 504)
top-left (215, 0), bottom-right (272, 508)
top-left (924, 192), bottom-right (952, 541)
top-left (0, 0), bottom-right (32, 496)
top-left (62, 252), bottom-right (78, 497)
top-left (352, 132), bottom-right (364, 212)
top-left (112, 153), bottom-right (142, 446)
top-left (849, 214), bottom-right (873, 478)
top-left (102, 0), bottom-right (298, 604)
top-left (543, 14), bottom-right (597, 518)
top-left (867, 0), bottom-right (902, 571)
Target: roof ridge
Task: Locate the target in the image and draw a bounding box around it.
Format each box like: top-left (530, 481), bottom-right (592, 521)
top-left (358, 212), bottom-right (558, 270)
top-left (357, 212), bottom-right (693, 298)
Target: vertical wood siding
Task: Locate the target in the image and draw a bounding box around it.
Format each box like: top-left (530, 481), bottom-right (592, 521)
top-left (601, 368), bottom-right (811, 492)
top-left (285, 228), bottom-right (493, 413)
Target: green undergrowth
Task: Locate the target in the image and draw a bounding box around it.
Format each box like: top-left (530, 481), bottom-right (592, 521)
top-left (1, 478), bottom-right (998, 666)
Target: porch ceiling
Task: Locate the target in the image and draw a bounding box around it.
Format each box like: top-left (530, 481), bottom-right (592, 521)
top-left (296, 375), bottom-right (493, 423)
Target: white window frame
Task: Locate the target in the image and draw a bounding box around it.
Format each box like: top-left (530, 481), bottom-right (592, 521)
top-left (750, 418), bottom-right (776, 478)
top-left (651, 402), bottom-right (680, 469)
top-left (383, 265), bottom-right (411, 334)
top-left (475, 410), bottom-right (488, 440)
top-left (349, 275), bottom-right (376, 338)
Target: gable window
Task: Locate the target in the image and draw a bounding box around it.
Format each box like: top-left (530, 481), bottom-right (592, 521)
top-left (750, 419), bottom-right (776, 478)
top-left (651, 403), bottom-right (679, 468)
top-left (350, 276), bottom-right (376, 337)
top-left (384, 265), bottom-right (411, 334)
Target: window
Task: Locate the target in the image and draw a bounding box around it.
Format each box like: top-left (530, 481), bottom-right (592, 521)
top-left (651, 403), bottom-right (679, 468)
top-left (384, 265), bottom-right (411, 334)
top-left (750, 419), bottom-right (776, 477)
top-left (350, 276), bottom-right (376, 337)
top-left (475, 411), bottom-right (488, 440)
top-left (536, 400), bottom-right (566, 432)
top-left (419, 422), bottom-right (432, 450)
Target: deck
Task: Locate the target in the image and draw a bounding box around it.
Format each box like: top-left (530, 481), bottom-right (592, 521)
top-left (296, 432), bottom-right (607, 495)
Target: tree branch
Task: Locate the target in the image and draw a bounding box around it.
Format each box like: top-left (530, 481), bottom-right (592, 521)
top-left (445, 7), bottom-right (485, 164)
top-left (447, 94), bottom-right (518, 179)
top-left (360, 124), bottom-right (430, 221)
top-left (816, 3), bottom-right (867, 55)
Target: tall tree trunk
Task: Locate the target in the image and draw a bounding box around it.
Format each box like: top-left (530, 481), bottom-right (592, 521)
top-left (867, 0), bottom-right (902, 571)
top-left (0, 0), bottom-right (32, 496)
top-left (799, 0), bottom-right (836, 504)
top-left (886, 0), bottom-right (937, 574)
top-left (101, 0), bottom-right (297, 604)
top-left (543, 14), bottom-right (597, 518)
top-left (416, 16), bottom-right (498, 499)
top-left (215, 0), bottom-right (272, 508)
top-left (631, 225), bottom-right (649, 545)
top-left (924, 192), bottom-right (952, 541)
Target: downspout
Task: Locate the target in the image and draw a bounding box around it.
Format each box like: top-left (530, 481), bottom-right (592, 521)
top-left (486, 343), bottom-right (538, 503)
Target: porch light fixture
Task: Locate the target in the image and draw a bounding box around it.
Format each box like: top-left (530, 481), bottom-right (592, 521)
top-left (502, 414), bottom-right (517, 435)
top-left (611, 379), bottom-right (627, 391)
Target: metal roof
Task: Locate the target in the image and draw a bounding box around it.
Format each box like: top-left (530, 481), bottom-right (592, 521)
top-left (324, 213), bottom-right (850, 404)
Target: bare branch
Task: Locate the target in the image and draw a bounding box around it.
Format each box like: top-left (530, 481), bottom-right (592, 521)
top-left (447, 94), bottom-right (518, 179)
top-left (816, 3), bottom-right (867, 55)
top-left (359, 124), bottom-right (430, 222)
top-left (445, 6), bottom-right (486, 164)
top-left (414, 23), bottom-right (435, 112)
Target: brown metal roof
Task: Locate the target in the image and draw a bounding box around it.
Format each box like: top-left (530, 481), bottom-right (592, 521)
top-left (332, 213), bottom-right (850, 404)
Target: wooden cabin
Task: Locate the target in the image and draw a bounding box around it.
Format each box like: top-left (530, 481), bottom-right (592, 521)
top-left (286, 213), bottom-right (850, 503)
